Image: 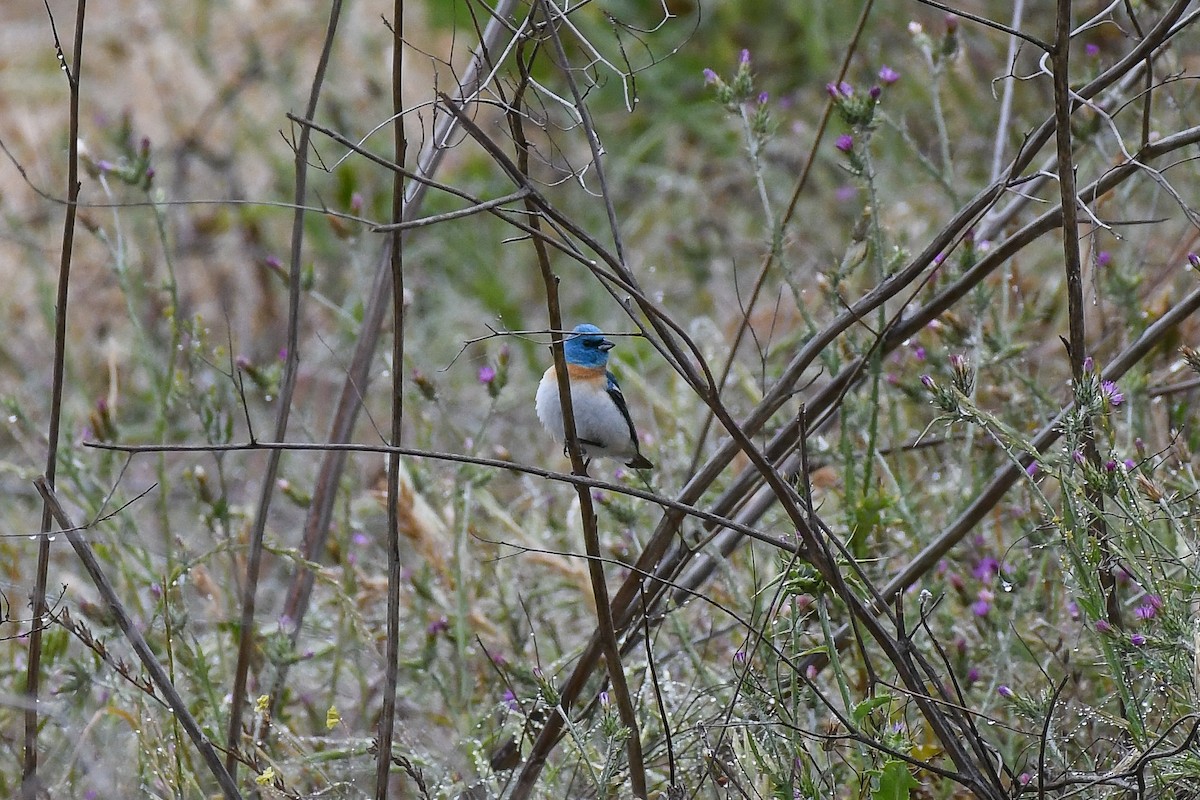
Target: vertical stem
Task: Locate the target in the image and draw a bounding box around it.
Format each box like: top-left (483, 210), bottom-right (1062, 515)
top-left (990, 0), bottom-right (1026, 183)
top-left (737, 104), bottom-right (776, 241)
top-left (1053, 1), bottom-right (1084, 383)
top-left (376, 0), bottom-right (407, 791)
top-left (25, 2), bottom-right (86, 795)
top-left (535, 5), bottom-right (647, 793)
top-left (225, 0), bottom-right (343, 777)
top-left (264, 0), bottom-right (519, 735)
top-left (1052, 0), bottom-right (1126, 720)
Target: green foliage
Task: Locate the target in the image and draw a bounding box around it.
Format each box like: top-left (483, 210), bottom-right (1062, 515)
top-left (6, 0), bottom-right (1200, 797)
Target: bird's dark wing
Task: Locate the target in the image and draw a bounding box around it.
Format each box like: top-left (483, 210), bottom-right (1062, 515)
top-left (605, 371), bottom-right (639, 444)
top-left (606, 371), bottom-right (653, 469)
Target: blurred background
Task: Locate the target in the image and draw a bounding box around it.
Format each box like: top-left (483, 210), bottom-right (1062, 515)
top-left (4, 0), bottom-right (1200, 795)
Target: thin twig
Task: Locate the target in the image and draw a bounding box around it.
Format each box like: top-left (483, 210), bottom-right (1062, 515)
top-left (25, 2), bottom-right (86, 795)
top-left (914, 0), bottom-right (1051, 50)
top-left (375, 0), bottom-right (407, 792)
top-left (504, 15), bottom-right (646, 791)
top-left (266, 4), bottom-right (522, 735)
top-left (990, 0), bottom-right (1026, 183)
top-left (370, 189), bottom-right (529, 230)
top-left (82, 437), bottom-right (789, 549)
top-left (1052, 0), bottom-right (1123, 634)
top-left (35, 478), bottom-right (242, 800)
top-left (225, 0), bottom-right (343, 778)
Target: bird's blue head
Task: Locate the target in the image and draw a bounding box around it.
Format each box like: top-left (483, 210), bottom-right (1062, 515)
top-left (563, 323), bottom-right (613, 368)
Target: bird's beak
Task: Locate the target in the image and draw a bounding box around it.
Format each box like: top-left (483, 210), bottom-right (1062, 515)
top-left (598, 339), bottom-right (615, 352)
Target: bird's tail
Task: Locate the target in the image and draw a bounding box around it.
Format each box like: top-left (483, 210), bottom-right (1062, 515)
top-left (626, 453), bottom-right (653, 470)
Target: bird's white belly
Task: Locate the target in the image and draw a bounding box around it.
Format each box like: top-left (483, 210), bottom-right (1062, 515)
top-left (535, 376), bottom-right (634, 460)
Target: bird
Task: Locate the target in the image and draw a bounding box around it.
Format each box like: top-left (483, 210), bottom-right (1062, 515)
top-left (535, 323), bottom-right (654, 470)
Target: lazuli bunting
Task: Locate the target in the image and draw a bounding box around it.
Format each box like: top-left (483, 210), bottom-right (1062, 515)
top-left (535, 323), bottom-right (654, 470)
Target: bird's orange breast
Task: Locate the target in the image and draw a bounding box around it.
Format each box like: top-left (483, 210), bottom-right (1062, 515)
top-left (566, 363), bottom-right (607, 384)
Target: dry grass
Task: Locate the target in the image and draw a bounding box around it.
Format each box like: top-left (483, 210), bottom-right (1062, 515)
top-left (5, 1), bottom-right (1200, 797)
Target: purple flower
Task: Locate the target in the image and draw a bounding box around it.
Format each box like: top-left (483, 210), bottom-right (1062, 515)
top-left (1189, 252), bottom-right (1200, 270)
top-left (427, 617), bottom-right (450, 635)
top-left (971, 598), bottom-right (991, 616)
top-left (1083, 356), bottom-right (1094, 372)
top-left (1019, 773), bottom-right (1032, 787)
top-left (1148, 594), bottom-right (1164, 609)
top-left (973, 557), bottom-right (1000, 582)
top-left (739, 49), bottom-right (750, 65)
top-left (503, 688), bottom-right (518, 709)
top-left (1131, 633), bottom-right (1146, 646)
top-left (997, 685), bottom-right (1014, 699)
top-left (1101, 380), bottom-right (1124, 407)
top-left (1104, 459), bottom-right (1117, 473)
top-left (827, 81), bottom-right (853, 100)
top-left (1072, 450), bottom-right (1086, 465)
top-left (869, 85), bottom-right (882, 100)
top-left (733, 649), bottom-right (747, 664)
top-left (1095, 619), bottom-right (1113, 633)
top-left (1067, 600), bottom-right (1080, 620)
top-left (1025, 462), bottom-right (1039, 477)
top-left (758, 91), bottom-right (769, 105)
top-left (1085, 43), bottom-right (1100, 57)
top-left (878, 65), bottom-right (900, 84)
top-left (1096, 251), bottom-right (1112, 267)
top-left (835, 184), bottom-right (857, 202)
top-left (1124, 458), bottom-right (1136, 470)
top-left (913, 345), bottom-right (927, 361)
top-left (478, 365), bottom-right (497, 385)
top-left (1134, 604), bottom-right (1156, 621)
top-left (835, 134), bottom-right (854, 153)
top-left (703, 68), bottom-right (718, 85)
top-left (920, 374), bottom-right (935, 389)
top-left (966, 667), bottom-right (980, 684)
